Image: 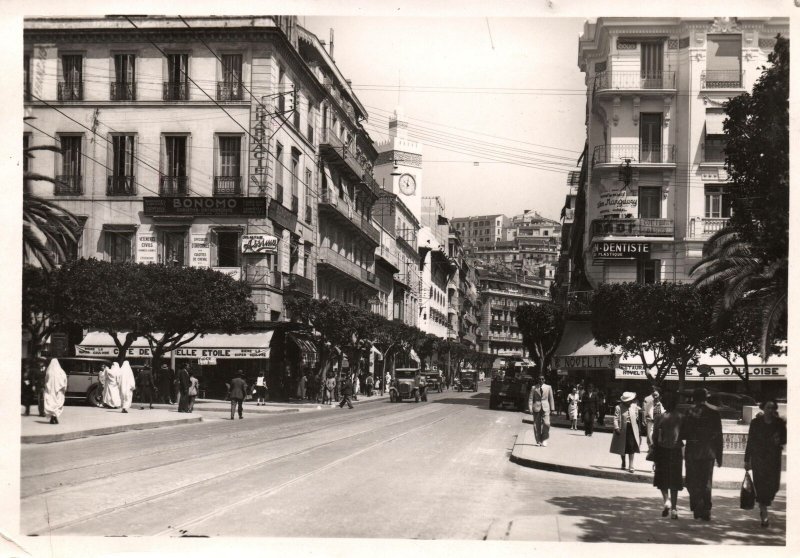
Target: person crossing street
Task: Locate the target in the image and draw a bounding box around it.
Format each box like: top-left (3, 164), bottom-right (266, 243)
top-left (528, 375), bottom-right (555, 447)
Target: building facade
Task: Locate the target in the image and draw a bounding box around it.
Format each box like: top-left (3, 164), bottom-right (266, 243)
top-left (450, 214), bottom-right (507, 249)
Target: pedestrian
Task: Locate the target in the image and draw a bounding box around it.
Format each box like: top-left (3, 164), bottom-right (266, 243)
top-left (365, 374), bottom-right (374, 397)
top-left (296, 371), bottom-right (307, 400)
top-left (528, 375), bottom-right (555, 447)
top-left (177, 364), bottom-right (191, 412)
top-left (744, 399), bottom-right (786, 527)
top-left (385, 371), bottom-right (392, 393)
top-left (338, 374), bottom-right (354, 409)
top-left (681, 387), bottom-right (723, 521)
top-left (643, 386), bottom-right (664, 450)
top-left (103, 362), bottom-right (122, 408)
top-left (171, 365), bottom-right (180, 405)
top-left (597, 389), bottom-right (607, 426)
top-left (652, 391), bottom-right (684, 519)
top-left (254, 371), bottom-right (267, 406)
top-left (229, 370), bottom-right (248, 420)
top-left (43, 358), bottom-right (67, 425)
top-left (119, 360), bottom-right (136, 414)
top-left (581, 384), bottom-right (598, 436)
top-left (187, 369), bottom-right (199, 413)
top-left (610, 392), bottom-right (641, 473)
top-left (137, 364), bottom-right (156, 410)
top-left (324, 374), bottom-right (336, 405)
top-left (97, 363), bottom-right (108, 406)
top-left (352, 373), bottom-right (360, 401)
top-left (33, 361), bottom-right (47, 417)
top-left (21, 368), bottom-right (35, 416)
top-left (567, 386), bottom-right (579, 429)
top-left (158, 363), bottom-right (173, 404)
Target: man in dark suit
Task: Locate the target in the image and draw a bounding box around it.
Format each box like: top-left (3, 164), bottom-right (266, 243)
top-left (581, 384), bottom-right (599, 436)
top-left (177, 364), bottom-right (191, 413)
top-left (137, 364), bottom-right (156, 410)
top-left (681, 387), bottom-right (723, 520)
top-left (229, 370), bottom-right (248, 420)
top-left (157, 363), bottom-right (173, 404)
top-left (338, 374), bottom-right (354, 409)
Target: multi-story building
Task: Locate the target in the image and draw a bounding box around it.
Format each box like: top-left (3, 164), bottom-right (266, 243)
top-left (447, 228), bottom-right (481, 349)
top-left (297, 26), bottom-right (383, 311)
top-left (417, 197), bottom-right (452, 339)
top-left (477, 267), bottom-right (550, 357)
top-left (451, 214), bottom-right (507, 249)
top-left (558, 16), bottom-right (789, 395)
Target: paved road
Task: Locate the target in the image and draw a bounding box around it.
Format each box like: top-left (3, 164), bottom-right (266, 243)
top-left (21, 385), bottom-right (784, 543)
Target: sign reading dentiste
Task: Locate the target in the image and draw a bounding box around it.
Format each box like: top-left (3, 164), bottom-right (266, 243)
top-left (241, 234), bottom-right (278, 254)
top-left (593, 241), bottom-right (651, 259)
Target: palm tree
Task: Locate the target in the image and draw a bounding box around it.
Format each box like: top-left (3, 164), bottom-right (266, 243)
top-left (690, 228), bottom-right (787, 358)
top-left (23, 117), bottom-right (82, 270)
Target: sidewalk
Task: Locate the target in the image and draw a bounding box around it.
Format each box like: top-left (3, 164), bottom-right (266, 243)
top-left (21, 392), bottom-right (390, 444)
top-left (510, 424), bottom-right (784, 490)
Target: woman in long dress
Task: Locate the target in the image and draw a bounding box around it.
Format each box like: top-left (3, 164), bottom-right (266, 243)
top-left (610, 392), bottom-right (641, 472)
top-left (567, 387), bottom-right (580, 429)
top-left (103, 362), bottom-right (122, 408)
top-left (745, 400), bottom-right (787, 527)
top-left (119, 360), bottom-right (136, 413)
top-left (652, 391), bottom-right (683, 519)
top-left (43, 358), bottom-right (68, 424)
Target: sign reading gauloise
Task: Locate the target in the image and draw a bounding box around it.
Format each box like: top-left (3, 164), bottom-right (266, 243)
top-left (241, 234), bottom-right (278, 254)
top-left (143, 197), bottom-right (267, 217)
top-left (593, 241), bottom-right (651, 259)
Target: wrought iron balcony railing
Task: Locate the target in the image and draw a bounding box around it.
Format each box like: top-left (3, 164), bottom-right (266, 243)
top-left (592, 144), bottom-right (676, 165)
top-left (159, 175), bottom-right (188, 196)
top-left (217, 82), bottom-right (243, 101)
top-left (701, 70), bottom-right (743, 89)
top-left (57, 82), bottom-right (83, 101)
top-left (214, 176), bottom-right (241, 196)
top-left (107, 175), bottom-right (136, 196)
top-left (110, 82), bottom-right (136, 101)
top-left (55, 174), bottom-right (82, 195)
top-left (163, 81), bottom-right (189, 101)
top-left (285, 273), bottom-right (314, 296)
top-left (593, 70), bottom-right (676, 91)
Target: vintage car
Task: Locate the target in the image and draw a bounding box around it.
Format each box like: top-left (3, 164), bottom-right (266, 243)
top-left (457, 369), bottom-right (479, 392)
top-left (423, 370), bottom-right (443, 393)
top-left (390, 368), bottom-right (428, 403)
top-left (490, 364), bottom-right (535, 411)
top-left (55, 357), bottom-right (115, 406)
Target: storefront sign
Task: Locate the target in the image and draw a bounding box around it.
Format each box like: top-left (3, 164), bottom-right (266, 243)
top-left (198, 357), bottom-right (217, 365)
top-left (241, 234), bottom-right (278, 254)
top-left (190, 234), bottom-right (210, 268)
top-left (597, 191), bottom-right (638, 215)
top-left (616, 363), bottom-right (787, 381)
top-left (553, 354), bottom-right (619, 370)
top-left (212, 267), bottom-right (242, 281)
top-left (593, 241), bottom-right (651, 259)
top-left (136, 232), bottom-right (157, 264)
top-left (143, 197), bottom-right (267, 217)
top-left (75, 345), bottom-right (270, 359)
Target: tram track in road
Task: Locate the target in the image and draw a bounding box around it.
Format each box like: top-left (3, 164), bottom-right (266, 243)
top-left (25, 403), bottom-right (459, 536)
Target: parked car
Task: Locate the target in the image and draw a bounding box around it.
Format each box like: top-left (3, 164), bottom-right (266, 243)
top-left (676, 389), bottom-right (757, 420)
top-left (390, 368), bottom-right (427, 403)
top-left (457, 370), bottom-right (479, 392)
top-left (56, 357), bottom-right (114, 407)
top-left (490, 365), bottom-right (535, 411)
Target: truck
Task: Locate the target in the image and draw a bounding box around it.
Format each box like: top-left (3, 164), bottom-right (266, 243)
top-left (489, 360), bottom-right (536, 411)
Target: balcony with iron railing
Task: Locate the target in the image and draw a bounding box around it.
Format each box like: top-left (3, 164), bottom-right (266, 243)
top-left (285, 273), bottom-right (314, 297)
top-left (319, 126), bottom-right (379, 195)
top-left (243, 264), bottom-right (283, 290)
top-left (159, 176), bottom-right (188, 196)
top-left (317, 245), bottom-right (376, 287)
top-left (488, 332), bottom-right (524, 343)
top-left (217, 82), bottom-right (243, 101)
top-left (591, 218), bottom-right (674, 239)
top-left (57, 81), bottom-right (83, 101)
top-left (377, 243), bottom-right (400, 270)
top-left (593, 70), bottom-right (676, 93)
top-left (107, 175), bottom-right (136, 196)
top-left (592, 144), bottom-right (676, 166)
top-left (110, 82), bottom-right (136, 101)
top-left (319, 188), bottom-right (380, 245)
top-left (701, 70), bottom-right (744, 89)
top-left (55, 175), bottom-right (82, 195)
top-left (163, 81), bottom-right (189, 101)
top-left (214, 176), bottom-right (241, 196)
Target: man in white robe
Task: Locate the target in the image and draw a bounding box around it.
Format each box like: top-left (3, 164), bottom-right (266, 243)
top-left (44, 358), bottom-right (68, 424)
top-left (119, 360), bottom-right (136, 413)
top-left (103, 362), bottom-right (122, 408)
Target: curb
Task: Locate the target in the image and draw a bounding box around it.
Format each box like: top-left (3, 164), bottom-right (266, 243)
top-left (21, 416), bottom-right (203, 444)
top-left (191, 406), bottom-right (300, 415)
top-left (522, 416), bottom-right (614, 433)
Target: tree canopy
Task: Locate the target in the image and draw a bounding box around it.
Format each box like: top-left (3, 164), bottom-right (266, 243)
top-left (515, 302), bottom-right (563, 373)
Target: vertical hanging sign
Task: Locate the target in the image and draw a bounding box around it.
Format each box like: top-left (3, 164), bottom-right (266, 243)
top-left (136, 232), bottom-right (157, 264)
top-left (249, 94), bottom-right (273, 196)
top-left (190, 233), bottom-right (210, 268)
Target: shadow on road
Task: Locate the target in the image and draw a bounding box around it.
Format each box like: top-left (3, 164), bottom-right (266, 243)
top-left (431, 393), bottom-right (491, 408)
top-left (546, 494), bottom-right (785, 545)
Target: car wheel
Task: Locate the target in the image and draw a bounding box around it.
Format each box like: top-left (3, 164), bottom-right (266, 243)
top-left (87, 385), bottom-right (103, 407)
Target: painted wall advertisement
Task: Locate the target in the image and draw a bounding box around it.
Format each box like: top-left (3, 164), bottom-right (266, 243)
top-left (136, 232), bottom-right (157, 264)
top-left (597, 191), bottom-right (638, 215)
top-left (190, 234), bottom-right (210, 268)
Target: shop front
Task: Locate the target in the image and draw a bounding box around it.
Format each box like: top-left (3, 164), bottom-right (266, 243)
top-left (76, 330), bottom-right (273, 399)
top-left (553, 321), bottom-right (620, 392)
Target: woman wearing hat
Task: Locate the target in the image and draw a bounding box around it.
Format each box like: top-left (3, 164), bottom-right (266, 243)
top-left (610, 391), bottom-right (642, 472)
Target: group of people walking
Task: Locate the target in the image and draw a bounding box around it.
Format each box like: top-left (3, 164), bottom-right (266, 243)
top-left (560, 382), bottom-right (606, 435)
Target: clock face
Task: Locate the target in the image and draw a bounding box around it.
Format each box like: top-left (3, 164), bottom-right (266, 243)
top-left (399, 173), bottom-right (416, 195)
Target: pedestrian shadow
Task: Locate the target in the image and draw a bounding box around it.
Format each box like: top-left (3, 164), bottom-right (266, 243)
top-left (430, 396), bottom-right (488, 408)
top-left (545, 494), bottom-right (785, 545)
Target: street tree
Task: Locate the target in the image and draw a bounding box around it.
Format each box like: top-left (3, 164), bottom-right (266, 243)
top-left (22, 265), bottom-right (60, 359)
top-left (691, 36), bottom-right (788, 356)
top-left (591, 282), bottom-right (715, 392)
top-left (516, 302), bottom-right (564, 374)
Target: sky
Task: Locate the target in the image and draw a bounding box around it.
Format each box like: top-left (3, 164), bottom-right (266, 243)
top-left (303, 16), bottom-right (588, 222)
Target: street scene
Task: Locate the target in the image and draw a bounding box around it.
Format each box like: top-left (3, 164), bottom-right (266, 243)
top-left (15, 7), bottom-right (790, 556)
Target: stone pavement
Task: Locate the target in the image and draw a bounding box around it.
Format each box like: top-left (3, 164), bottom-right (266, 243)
top-left (511, 423), bottom-right (786, 490)
top-left (21, 392), bottom-right (389, 444)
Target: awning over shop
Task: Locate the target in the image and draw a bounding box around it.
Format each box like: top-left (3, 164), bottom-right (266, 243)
top-left (617, 349), bottom-right (787, 381)
top-left (705, 109), bottom-right (726, 135)
top-left (76, 330), bottom-right (273, 359)
top-left (288, 334), bottom-right (318, 366)
top-left (553, 321), bottom-right (619, 371)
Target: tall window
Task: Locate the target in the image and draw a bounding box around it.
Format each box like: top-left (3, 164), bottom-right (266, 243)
top-left (109, 135), bottom-right (135, 195)
top-left (277, 67), bottom-right (286, 113)
top-left (275, 142), bottom-right (284, 203)
top-left (216, 136), bottom-right (241, 195)
top-left (639, 113), bottom-right (663, 163)
top-left (162, 136), bottom-right (187, 195)
top-left (640, 42), bottom-right (664, 87)
top-left (293, 92), bottom-right (302, 129)
top-left (159, 230), bottom-right (186, 266)
top-left (291, 148), bottom-right (300, 213)
top-left (706, 34), bottom-right (742, 87)
top-left (57, 135), bottom-right (82, 195)
top-left (112, 54), bottom-right (136, 100)
top-left (638, 187), bottom-right (661, 218)
top-left (304, 168), bottom-right (312, 224)
top-left (216, 231), bottom-right (240, 267)
top-left (24, 54), bottom-right (31, 100)
top-left (59, 55), bottom-right (83, 100)
top-left (306, 103), bottom-right (314, 142)
top-left (105, 231), bottom-right (133, 263)
top-left (705, 186), bottom-right (732, 219)
top-left (219, 54), bottom-right (243, 101)
top-left (165, 54), bottom-right (189, 100)
top-left (637, 260), bottom-right (660, 284)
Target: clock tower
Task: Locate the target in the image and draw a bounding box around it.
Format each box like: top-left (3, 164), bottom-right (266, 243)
top-left (373, 107), bottom-right (423, 224)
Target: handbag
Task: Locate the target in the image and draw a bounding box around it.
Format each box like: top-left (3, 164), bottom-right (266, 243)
top-left (740, 471), bottom-right (756, 510)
